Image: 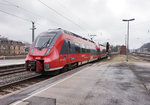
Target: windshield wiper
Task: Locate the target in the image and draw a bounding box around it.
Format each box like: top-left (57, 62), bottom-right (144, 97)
top-left (39, 38), bottom-right (51, 50)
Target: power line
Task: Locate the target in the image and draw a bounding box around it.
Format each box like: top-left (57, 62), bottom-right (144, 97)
top-left (1, 0), bottom-right (39, 19)
top-left (38, 0), bottom-right (88, 32)
top-left (0, 0), bottom-right (90, 37)
top-left (0, 9), bottom-right (48, 29)
top-left (55, 0), bottom-right (90, 31)
top-left (1, 0), bottom-right (60, 28)
top-left (2, 0), bottom-right (89, 34)
top-left (55, 0), bottom-right (91, 37)
top-left (0, 2), bottom-right (13, 6)
top-left (0, 9), bottom-right (31, 22)
top-left (2, 0), bottom-right (19, 7)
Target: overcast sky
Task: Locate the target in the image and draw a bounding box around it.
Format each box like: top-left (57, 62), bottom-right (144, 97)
top-left (0, 0), bottom-right (150, 49)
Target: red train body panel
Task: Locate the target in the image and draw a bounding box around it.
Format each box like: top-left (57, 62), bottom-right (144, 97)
top-left (25, 29), bottom-right (108, 73)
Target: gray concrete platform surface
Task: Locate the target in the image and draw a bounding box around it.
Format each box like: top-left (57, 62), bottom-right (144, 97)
top-left (0, 59), bottom-right (25, 67)
top-left (1, 61), bottom-right (150, 105)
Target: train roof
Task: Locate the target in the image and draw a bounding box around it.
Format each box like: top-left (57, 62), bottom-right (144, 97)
top-left (42, 28), bottom-right (106, 46)
top-left (99, 44), bottom-right (106, 47)
top-left (53, 28), bottom-right (95, 44)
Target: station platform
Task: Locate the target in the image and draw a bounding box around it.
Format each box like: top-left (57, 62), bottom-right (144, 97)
top-left (0, 59), bottom-right (25, 67)
top-left (1, 57), bottom-right (150, 105)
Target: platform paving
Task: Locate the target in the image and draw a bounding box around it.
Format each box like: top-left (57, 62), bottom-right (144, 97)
top-left (0, 59), bottom-right (25, 66)
top-left (7, 60), bottom-right (150, 105)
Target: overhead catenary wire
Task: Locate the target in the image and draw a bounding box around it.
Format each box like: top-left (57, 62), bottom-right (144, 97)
top-left (55, 0), bottom-right (90, 31)
top-left (0, 0), bottom-right (64, 29)
top-left (1, 0), bottom-right (40, 20)
top-left (0, 0), bottom-right (91, 39)
top-left (0, 2), bottom-right (13, 6)
top-left (1, 0), bottom-right (56, 28)
top-left (1, 0), bottom-right (19, 7)
top-left (0, 9), bottom-right (31, 22)
top-left (2, 0), bottom-right (89, 34)
top-left (38, 0), bottom-right (88, 32)
top-left (49, 0), bottom-right (91, 36)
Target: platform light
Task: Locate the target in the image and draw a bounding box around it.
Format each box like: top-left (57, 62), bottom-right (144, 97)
top-left (122, 18), bottom-right (135, 62)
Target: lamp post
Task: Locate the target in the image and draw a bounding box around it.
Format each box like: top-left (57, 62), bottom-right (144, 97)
top-left (122, 18), bottom-right (135, 62)
top-left (30, 21), bottom-right (36, 43)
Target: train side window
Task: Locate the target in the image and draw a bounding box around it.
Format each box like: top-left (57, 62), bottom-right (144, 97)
top-left (68, 41), bottom-right (71, 48)
top-left (97, 49), bottom-right (100, 55)
top-left (86, 45), bottom-right (88, 53)
top-left (74, 42), bottom-right (80, 53)
top-left (90, 46), bottom-right (93, 54)
top-left (60, 40), bottom-right (68, 54)
top-left (68, 41), bottom-right (73, 54)
top-left (82, 44), bottom-right (85, 53)
top-left (71, 42), bottom-right (75, 54)
top-left (79, 43), bottom-right (82, 53)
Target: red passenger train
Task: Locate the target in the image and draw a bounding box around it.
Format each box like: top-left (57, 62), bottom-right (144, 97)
top-left (25, 28), bottom-right (108, 73)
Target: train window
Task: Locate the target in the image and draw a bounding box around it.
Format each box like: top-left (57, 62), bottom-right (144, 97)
top-left (90, 46), bottom-right (93, 54)
top-left (84, 45), bottom-right (87, 53)
top-left (81, 44), bottom-right (85, 53)
top-left (103, 49), bottom-right (106, 54)
top-left (34, 36), bottom-right (53, 48)
top-left (60, 40), bottom-right (68, 54)
top-left (74, 43), bottom-right (80, 53)
top-left (88, 45), bottom-right (90, 53)
top-left (68, 41), bottom-right (71, 48)
top-left (97, 49), bottom-right (100, 55)
top-left (68, 41), bottom-right (73, 54)
top-left (85, 45), bottom-right (89, 53)
top-left (79, 43), bottom-right (82, 53)
top-left (70, 42), bottom-right (75, 54)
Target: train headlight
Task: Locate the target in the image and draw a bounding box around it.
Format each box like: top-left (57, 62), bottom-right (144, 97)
top-left (30, 49), bottom-right (34, 55)
top-left (45, 48), bottom-right (50, 55)
top-left (45, 64), bottom-right (50, 69)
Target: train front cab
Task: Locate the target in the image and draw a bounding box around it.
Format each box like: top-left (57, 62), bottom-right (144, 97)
top-left (26, 30), bottom-right (63, 73)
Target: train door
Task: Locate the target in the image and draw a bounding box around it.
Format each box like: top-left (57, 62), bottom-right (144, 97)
top-left (67, 41), bottom-right (71, 64)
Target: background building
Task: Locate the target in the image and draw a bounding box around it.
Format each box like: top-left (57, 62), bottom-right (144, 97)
top-left (111, 45), bottom-right (126, 55)
top-left (0, 37), bottom-right (25, 56)
top-left (120, 45), bottom-right (126, 55)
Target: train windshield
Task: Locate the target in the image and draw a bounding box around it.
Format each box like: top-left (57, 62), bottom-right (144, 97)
top-left (34, 32), bottom-right (57, 48)
top-left (34, 36), bottom-right (53, 48)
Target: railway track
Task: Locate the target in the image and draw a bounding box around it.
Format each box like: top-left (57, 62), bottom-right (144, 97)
top-left (0, 64), bottom-right (41, 88)
top-left (0, 72), bottom-right (41, 88)
top-left (131, 53), bottom-right (150, 61)
top-left (0, 67), bottom-right (26, 76)
top-left (0, 64), bottom-right (25, 77)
